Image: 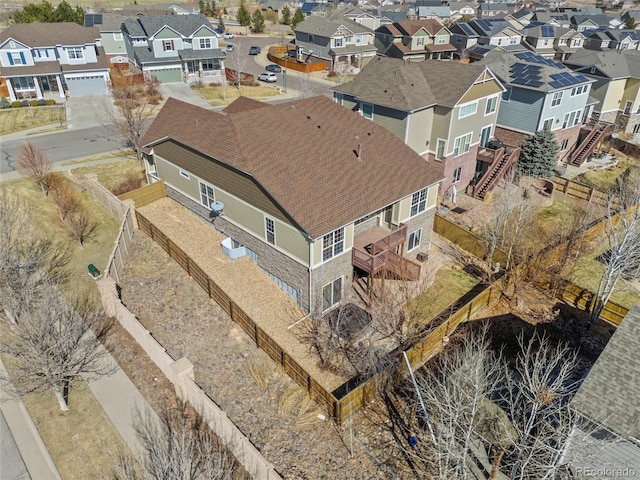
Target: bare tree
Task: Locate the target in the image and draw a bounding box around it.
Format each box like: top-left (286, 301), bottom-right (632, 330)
top-left (111, 401), bottom-right (237, 480)
top-left (226, 40), bottom-right (248, 90)
top-left (0, 187), bottom-right (71, 324)
top-left (102, 82), bottom-right (157, 164)
top-left (590, 168), bottom-right (640, 323)
top-left (296, 72), bottom-right (314, 99)
top-left (0, 288), bottom-right (113, 410)
top-left (16, 141), bottom-right (53, 196)
top-left (49, 174), bottom-right (81, 221)
top-left (402, 328), bottom-right (594, 480)
top-left (62, 207), bottom-right (99, 247)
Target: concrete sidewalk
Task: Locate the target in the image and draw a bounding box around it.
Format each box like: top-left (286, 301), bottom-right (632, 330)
top-left (0, 359), bottom-right (61, 480)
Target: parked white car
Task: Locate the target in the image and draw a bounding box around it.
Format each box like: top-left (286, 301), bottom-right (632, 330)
top-left (258, 72), bottom-right (277, 83)
top-left (223, 32), bottom-right (234, 39)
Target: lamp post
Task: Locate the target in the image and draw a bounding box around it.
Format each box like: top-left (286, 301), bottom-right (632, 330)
top-left (283, 47), bottom-right (287, 93)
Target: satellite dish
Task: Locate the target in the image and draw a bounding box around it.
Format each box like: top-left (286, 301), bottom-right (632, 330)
top-left (209, 201), bottom-right (224, 220)
top-left (611, 133), bottom-right (619, 139)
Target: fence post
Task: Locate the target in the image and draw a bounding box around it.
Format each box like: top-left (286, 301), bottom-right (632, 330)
top-left (96, 276), bottom-right (119, 317)
top-left (170, 357), bottom-right (194, 400)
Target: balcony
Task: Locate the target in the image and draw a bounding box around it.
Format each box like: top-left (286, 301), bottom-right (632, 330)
top-left (352, 224), bottom-right (421, 281)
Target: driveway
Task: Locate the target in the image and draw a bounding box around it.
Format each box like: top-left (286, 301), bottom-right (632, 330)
top-left (157, 83), bottom-right (214, 110)
top-left (66, 94), bottom-right (115, 129)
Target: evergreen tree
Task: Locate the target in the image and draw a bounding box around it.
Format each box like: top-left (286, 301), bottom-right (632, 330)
top-left (218, 17), bottom-right (225, 31)
top-left (281, 5), bottom-right (291, 25)
top-left (199, 0), bottom-right (205, 14)
top-left (291, 7), bottom-right (305, 29)
top-left (251, 8), bottom-right (265, 33)
top-left (13, 0), bottom-right (84, 24)
top-left (626, 17), bottom-right (637, 29)
top-left (516, 127), bottom-right (559, 178)
top-left (236, 2), bottom-right (251, 26)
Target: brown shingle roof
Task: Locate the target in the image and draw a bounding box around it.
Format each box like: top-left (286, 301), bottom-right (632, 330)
top-left (0, 22), bottom-right (100, 47)
top-left (141, 97), bottom-right (444, 238)
top-left (221, 96), bottom-right (270, 115)
top-left (333, 56), bottom-right (487, 111)
top-left (396, 19), bottom-right (446, 36)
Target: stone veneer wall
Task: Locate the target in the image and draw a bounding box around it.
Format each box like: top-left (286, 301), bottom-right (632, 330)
top-left (166, 186), bottom-right (312, 312)
top-left (309, 250), bottom-right (354, 315)
top-left (401, 207), bottom-right (437, 260)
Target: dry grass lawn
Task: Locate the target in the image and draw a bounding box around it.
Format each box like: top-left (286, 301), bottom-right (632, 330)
top-left (572, 149), bottom-right (638, 192)
top-left (0, 105), bottom-right (66, 135)
top-left (71, 157), bottom-right (145, 191)
top-left (194, 84), bottom-right (280, 106)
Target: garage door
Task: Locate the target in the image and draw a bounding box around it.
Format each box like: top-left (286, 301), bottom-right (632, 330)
top-left (65, 76), bottom-right (108, 96)
top-left (149, 67), bottom-right (182, 83)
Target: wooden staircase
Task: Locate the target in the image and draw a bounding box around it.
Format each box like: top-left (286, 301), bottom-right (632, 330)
top-left (473, 146), bottom-right (521, 200)
top-left (569, 122), bottom-right (615, 166)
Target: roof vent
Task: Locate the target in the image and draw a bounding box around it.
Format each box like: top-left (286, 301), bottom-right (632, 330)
top-left (357, 143), bottom-right (362, 160)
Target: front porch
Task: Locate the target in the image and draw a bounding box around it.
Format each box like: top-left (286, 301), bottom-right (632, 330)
top-left (352, 223), bottom-right (421, 281)
top-left (4, 74), bottom-right (66, 101)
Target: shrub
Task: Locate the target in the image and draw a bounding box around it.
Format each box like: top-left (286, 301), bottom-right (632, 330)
top-left (21, 100), bottom-right (30, 107)
top-left (110, 172), bottom-right (145, 196)
top-left (11, 101), bottom-right (23, 108)
top-left (0, 97), bottom-right (10, 109)
top-left (30, 99), bottom-right (39, 107)
top-left (46, 99), bottom-right (57, 105)
top-left (38, 99), bottom-right (47, 106)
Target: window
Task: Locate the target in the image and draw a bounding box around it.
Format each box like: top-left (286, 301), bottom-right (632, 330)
top-left (410, 188), bottom-right (428, 217)
top-left (361, 103), bottom-right (373, 119)
top-left (437, 35), bottom-right (447, 44)
top-left (265, 217), bottom-right (275, 245)
top-left (199, 38), bottom-right (212, 48)
top-left (334, 37), bottom-right (343, 47)
top-left (551, 91), bottom-right (563, 107)
top-left (624, 101), bottom-right (633, 115)
top-left (417, 37), bottom-right (425, 46)
top-left (543, 118), bottom-right (554, 131)
top-left (562, 110), bottom-right (581, 128)
top-left (407, 229), bottom-right (422, 251)
top-left (9, 51), bottom-right (26, 65)
top-left (355, 34), bottom-right (362, 44)
top-left (436, 138), bottom-right (446, 160)
top-left (12, 76), bottom-right (35, 90)
top-left (322, 277), bottom-right (343, 311)
top-left (354, 213), bottom-right (374, 225)
top-left (36, 49), bottom-right (49, 58)
top-left (452, 167), bottom-right (462, 183)
top-left (571, 85), bottom-right (587, 96)
top-left (572, 38), bottom-right (581, 47)
top-left (560, 138), bottom-right (569, 150)
top-left (480, 125), bottom-right (492, 147)
top-left (335, 93), bottom-right (343, 105)
top-left (68, 47), bottom-right (83, 59)
top-left (163, 40), bottom-right (175, 51)
top-left (179, 170), bottom-right (190, 179)
top-left (322, 228), bottom-right (344, 261)
top-left (458, 101), bottom-right (478, 118)
top-left (485, 96), bottom-right (498, 115)
top-left (510, 36), bottom-right (519, 45)
top-left (199, 182), bottom-right (215, 208)
top-left (202, 59), bottom-right (216, 70)
top-left (453, 132), bottom-right (472, 156)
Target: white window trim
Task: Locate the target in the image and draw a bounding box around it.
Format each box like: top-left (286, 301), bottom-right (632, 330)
top-left (453, 132), bottom-right (472, 157)
top-left (199, 38), bottom-right (212, 49)
top-left (199, 181), bottom-right (215, 208)
top-left (322, 276), bottom-right (343, 312)
top-left (550, 91), bottom-right (563, 108)
top-left (361, 103), bottom-right (373, 120)
top-left (624, 100), bottom-right (633, 115)
top-left (435, 138), bottom-right (446, 160)
top-left (410, 187), bottom-right (428, 217)
top-left (542, 117), bottom-right (555, 131)
top-left (265, 217), bottom-right (275, 245)
top-left (458, 101), bottom-right (478, 119)
top-left (407, 229), bottom-right (422, 251)
top-left (321, 227), bottom-right (345, 263)
top-left (67, 47), bottom-right (84, 60)
top-left (485, 95), bottom-right (498, 115)
top-left (452, 166), bottom-right (462, 184)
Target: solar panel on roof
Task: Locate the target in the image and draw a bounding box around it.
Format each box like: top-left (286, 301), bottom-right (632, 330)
top-left (549, 80), bottom-right (565, 88)
top-left (541, 25), bottom-right (555, 37)
top-left (457, 22), bottom-right (477, 35)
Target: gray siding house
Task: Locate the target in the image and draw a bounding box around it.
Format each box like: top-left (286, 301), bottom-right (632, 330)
top-left (140, 96), bottom-right (444, 314)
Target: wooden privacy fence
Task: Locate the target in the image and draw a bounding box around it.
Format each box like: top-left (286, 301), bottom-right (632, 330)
top-left (105, 206), bottom-right (136, 283)
top-left (551, 176), bottom-right (612, 207)
top-left (118, 180), bottom-right (166, 208)
top-left (434, 214), bottom-right (508, 266)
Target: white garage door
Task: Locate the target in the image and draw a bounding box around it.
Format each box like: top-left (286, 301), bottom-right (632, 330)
top-left (65, 76), bottom-right (108, 96)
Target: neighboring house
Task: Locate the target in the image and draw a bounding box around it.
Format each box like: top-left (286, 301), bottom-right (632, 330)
top-left (451, 17), bottom-right (526, 59)
top-left (332, 56), bottom-right (507, 198)
top-left (622, 8), bottom-right (640, 25)
top-left (522, 25), bottom-right (586, 60)
top-left (0, 22), bottom-right (110, 100)
top-left (119, 3), bottom-right (199, 15)
top-left (294, 16), bottom-right (377, 73)
top-left (564, 49), bottom-right (640, 134)
top-left (122, 14), bottom-right (225, 84)
top-left (584, 29), bottom-right (640, 52)
top-left (449, 2), bottom-right (477, 22)
top-left (85, 12), bottom-right (130, 66)
top-left (379, 5), bottom-right (412, 23)
top-left (375, 19), bottom-right (456, 61)
top-left (570, 14), bottom-right (622, 32)
top-left (301, 2), bottom-right (329, 17)
top-left (533, 11), bottom-right (572, 28)
top-left (479, 50), bottom-right (604, 168)
top-left (139, 96), bottom-right (444, 314)
top-left (416, 6), bottom-right (452, 22)
top-left (259, 0), bottom-right (296, 23)
top-left (564, 303), bottom-right (640, 476)
top-left (339, 5), bottom-right (389, 30)
top-left (478, 2), bottom-right (511, 17)
top-left (449, 21), bottom-right (480, 58)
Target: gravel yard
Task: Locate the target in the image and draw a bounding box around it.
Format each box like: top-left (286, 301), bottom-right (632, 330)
top-left (120, 198), bottom-right (383, 479)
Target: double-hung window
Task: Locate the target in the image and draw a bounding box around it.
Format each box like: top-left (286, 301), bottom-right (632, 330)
top-left (551, 91), bottom-right (563, 107)
top-left (199, 38), bottom-right (212, 49)
top-left (322, 277), bottom-right (343, 311)
top-left (410, 188), bottom-right (428, 217)
top-left (9, 52), bottom-right (26, 65)
top-left (265, 218), bottom-right (275, 245)
top-left (452, 167), bottom-right (462, 183)
top-left (163, 40), bottom-right (175, 51)
top-left (322, 228), bottom-right (344, 261)
top-left (199, 182), bottom-right (215, 208)
top-left (334, 37), bottom-right (343, 47)
top-left (453, 132), bottom-right (472, 156)
top-left (68, 47), bottom-right (84, 60)
top-left (485, 96), bottom-right (498, 115)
